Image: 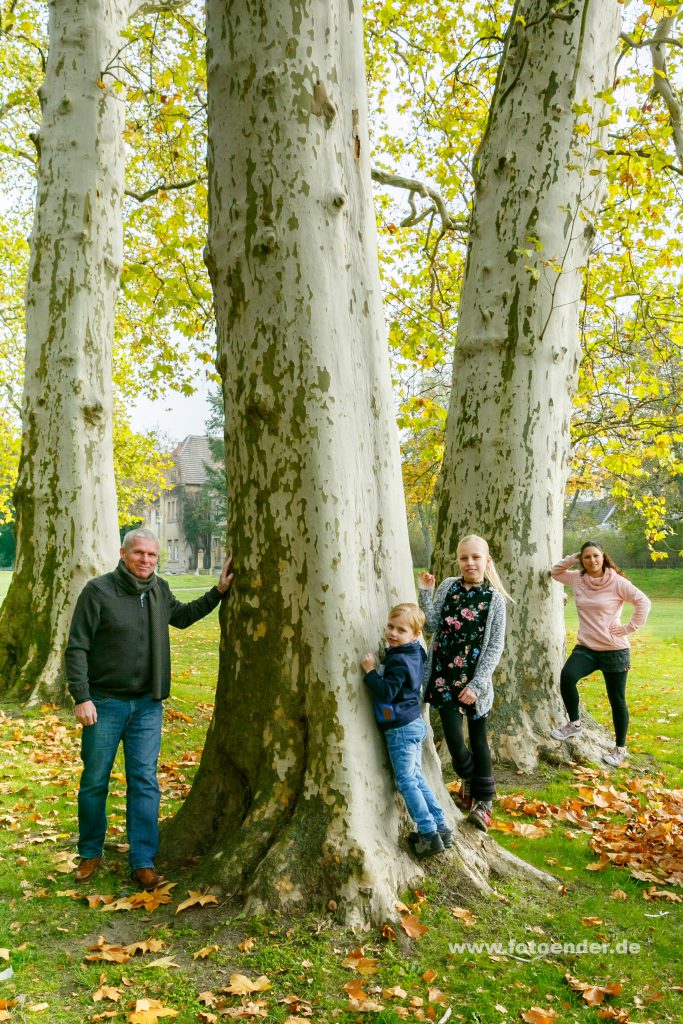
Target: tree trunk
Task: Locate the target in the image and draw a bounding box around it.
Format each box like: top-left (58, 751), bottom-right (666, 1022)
top-left (432, 0), bottom-right (621, 770)
top-left (161, 0), bottom-right (550, 922)
top-left (0, 0), bottom-right (137, 703)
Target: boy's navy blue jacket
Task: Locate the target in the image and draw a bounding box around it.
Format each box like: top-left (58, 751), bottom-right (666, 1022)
top-left (363, 640), bottom-right (426, 731)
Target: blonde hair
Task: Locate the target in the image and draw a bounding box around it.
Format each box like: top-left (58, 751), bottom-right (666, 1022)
top-left (456, 534), bottom-right (512, 602)
top-left (389, 602), bottom-right (426, 634)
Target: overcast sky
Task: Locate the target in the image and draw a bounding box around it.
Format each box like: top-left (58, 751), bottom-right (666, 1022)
top-left (130, 377), bottom-right (213, 444)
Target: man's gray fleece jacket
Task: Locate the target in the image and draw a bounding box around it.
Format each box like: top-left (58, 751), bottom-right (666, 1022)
top-left (418, 578), bottom-right (507, 717)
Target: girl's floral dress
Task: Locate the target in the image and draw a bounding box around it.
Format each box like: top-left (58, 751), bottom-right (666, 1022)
top-left (424, 578), bottom-right (492, 718)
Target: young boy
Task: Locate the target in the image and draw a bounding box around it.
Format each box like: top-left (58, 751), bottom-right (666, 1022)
top-left (361, 602), bottom-right (451, 858)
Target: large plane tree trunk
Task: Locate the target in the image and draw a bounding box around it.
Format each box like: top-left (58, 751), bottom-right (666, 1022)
top-left (0, 0), bottom-right (160, 703)
top-left (162, 0), bottom-right (549, 922)
top-left (432, 0), bottom-right (621, 770)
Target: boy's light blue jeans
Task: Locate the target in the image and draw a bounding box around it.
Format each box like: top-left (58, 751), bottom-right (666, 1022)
top-left (384, 717), bottom-right (447, 835)
top-left (78, 691), bottom-right (163, 871)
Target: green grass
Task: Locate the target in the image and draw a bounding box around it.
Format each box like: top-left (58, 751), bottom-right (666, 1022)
top-left (0, 569), bottom-right (681, 1022)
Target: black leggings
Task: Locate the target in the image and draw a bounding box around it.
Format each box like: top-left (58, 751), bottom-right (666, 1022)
top-left (438, 705), bottom-right (495, 802)
top-left (560, 646), bottom-right (629, 746)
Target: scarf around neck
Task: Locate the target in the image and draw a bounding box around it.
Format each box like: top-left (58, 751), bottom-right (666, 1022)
top-left (114, 559), bottom-right (164, 699)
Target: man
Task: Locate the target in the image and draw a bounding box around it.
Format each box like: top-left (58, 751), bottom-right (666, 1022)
top-left (65, 528), bottom-right (233, 888)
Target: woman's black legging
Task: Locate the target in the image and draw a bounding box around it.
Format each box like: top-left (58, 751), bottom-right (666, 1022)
top-left (439, 704), bottom-right (495, 802)
top-left (560, 647), bottom-right (629, 746)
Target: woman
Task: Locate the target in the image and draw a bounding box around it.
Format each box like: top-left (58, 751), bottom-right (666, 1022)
top-left (550, 541), bottom-right (651, 767)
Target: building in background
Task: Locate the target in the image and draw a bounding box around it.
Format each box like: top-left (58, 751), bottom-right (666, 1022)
top-left (142, 435), bottom-right (225, 573)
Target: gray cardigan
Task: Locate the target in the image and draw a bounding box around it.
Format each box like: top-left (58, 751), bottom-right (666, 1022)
top-left (418, 578), bottom-right (506, 717)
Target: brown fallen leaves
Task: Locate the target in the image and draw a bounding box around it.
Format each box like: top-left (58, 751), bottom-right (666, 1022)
top-left (496, 769), bottom-right (683, 892)
top-left (565, 971), bottom-right (623, 1006)
top-left (85, 936), bottom-right (166, 964)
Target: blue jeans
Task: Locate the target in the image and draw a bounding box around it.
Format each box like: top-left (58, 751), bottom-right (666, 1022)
top-left (78, 691), bottom-right (163, 871)
top-left (384, 717), bottom-right (447, 835)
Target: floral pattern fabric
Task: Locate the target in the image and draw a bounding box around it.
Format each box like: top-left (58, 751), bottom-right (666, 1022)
top-left (425, 579), bottom-right (492, 716)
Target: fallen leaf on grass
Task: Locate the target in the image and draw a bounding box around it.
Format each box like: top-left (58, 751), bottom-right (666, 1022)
top-left (565, 972), bottom-right (622, 1005)
top-left (220, 974), bottom-right (271, 995)
top-left (521, 1008), bottom-right (557, 1024)
top-left (238, 937), bottom-right (255, 952)
top-left (610, 889), bottom-right (628, 901)
top-left (0, 950), bottom-right (9, 961)
top-left (595, 1008), bottom-right (629, 1021)
top-left (383, 985), bottom-right (407, 998)
top-left (343, 980), bottom-right (383, 1013)
top-left (193, 945), bottom-right (219, 959)
top-left (581, 916), bottom-right (604, 926)
top-left (341, 948), bottom-right (379, 974)
top-left (92, 985), bottom-right (123, 1002)
top-left (400, 914), bottom-right (428, 939)
top-left (643, 887), bottom-right (681, 903)
top-left (0, 1012), bottom-right (11, 1023)
top-left (513, 823), bottom-right (551, 839)
top-left (422, 970), bottom-right (438, 983)
top-left (381, 924), bottom-right (396, 941)
top-left (494, 1004), bottom-right (508, 1014)
top-left (85, 937), bottom-right (131, 964)
top-left (451, 907), bottom-right (477, 927)
top-left (128, 997), bottom-right (179, 1022)
top-left (175, 890), bottom-right (220, 914)
top-left (124, 939), bottom-right (164, 956)
top-left (141, 955), bottom-right (180, 969)
top-left (198, 1013), bottom-right (217, 1024)
top-left (87, 894), bottom-right (115, 909)
top-left (198, 992), bottom-right (218, 1007)
top-left (218, 1000), bottom-right (268, 1018)
top-left (427, 986), bottom-right (447, 1005)
top-left (101, 883), bottom-right (176, 913)
top-left (53, 851), bottom-right (79, 872)
top-left (27, 1005), bottom-right (50, 1013)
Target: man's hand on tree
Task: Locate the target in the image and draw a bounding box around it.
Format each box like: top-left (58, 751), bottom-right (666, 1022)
top-left (217, 554), bottom-right (234, 594)
top-left (75, 700), bottom-right (97, 726)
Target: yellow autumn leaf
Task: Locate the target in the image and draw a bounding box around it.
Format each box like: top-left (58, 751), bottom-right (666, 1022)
top-left (193, 945), bottom-right (219, 959)
top-left (175, 890), bottom-right (220, 914)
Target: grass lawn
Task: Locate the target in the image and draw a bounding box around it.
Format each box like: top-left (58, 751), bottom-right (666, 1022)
top-left (0, 569), bottom-right (681, 1023)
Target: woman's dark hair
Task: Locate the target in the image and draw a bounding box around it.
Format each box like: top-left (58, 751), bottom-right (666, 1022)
top-left (579, 540), bottom-right (625, 577)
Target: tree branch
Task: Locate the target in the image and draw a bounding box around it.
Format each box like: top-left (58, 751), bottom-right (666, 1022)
top-left (124, 177), bottom-right (204, 202)
top-left (370, 168), bottom-right (468, 233)
top-left (620, 30), bottom-right (683, 52)
top-left (646, 17), bottom-right (683, 170)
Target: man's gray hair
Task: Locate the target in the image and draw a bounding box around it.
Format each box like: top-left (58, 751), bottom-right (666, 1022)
top-left (121, 527), bottom-right (160, 552)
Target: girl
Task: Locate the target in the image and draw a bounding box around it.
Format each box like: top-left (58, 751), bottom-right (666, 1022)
top-left (550, 541), bottom-right (651, 767)
top-left (418, 535), bottom-right (510, 832)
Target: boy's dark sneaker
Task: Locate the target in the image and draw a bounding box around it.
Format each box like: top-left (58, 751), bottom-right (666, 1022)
top-left (452, 779), bottom-right (472, 811)
top-left (467, 802), bottom-right (492, 832)
top-left (408, 831), bottom-right (445, 859)
top-left (438, 827), bottom-right (453, 849)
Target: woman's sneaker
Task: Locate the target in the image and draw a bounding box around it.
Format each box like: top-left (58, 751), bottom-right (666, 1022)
top-left (551, 720), bottom-right (583, 741)
top-left (452, 779), bottom-right (472, 811)
top-left (408, 831), bottom-right (445, 859)
top-left (467, 802), bottom-right (492, 832)
top-left (603, 746), bottom-right (628, 767)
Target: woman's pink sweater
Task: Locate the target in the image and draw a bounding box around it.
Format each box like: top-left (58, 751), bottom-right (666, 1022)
top-left (551, 555), bottom-right (651, 651)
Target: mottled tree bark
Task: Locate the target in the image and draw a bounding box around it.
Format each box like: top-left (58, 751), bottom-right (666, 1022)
top-left (433, 0), bottom-right (621, 769)
top-left (0, 0), bottom-right (130, 702)
top-left (162, 0), bottom-right (550, 921)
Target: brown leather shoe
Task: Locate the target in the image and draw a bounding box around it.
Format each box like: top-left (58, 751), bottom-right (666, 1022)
top-left (131, 867), bottom-right (166, 890)
top-left (75, 856), bottom-right (103, 883)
